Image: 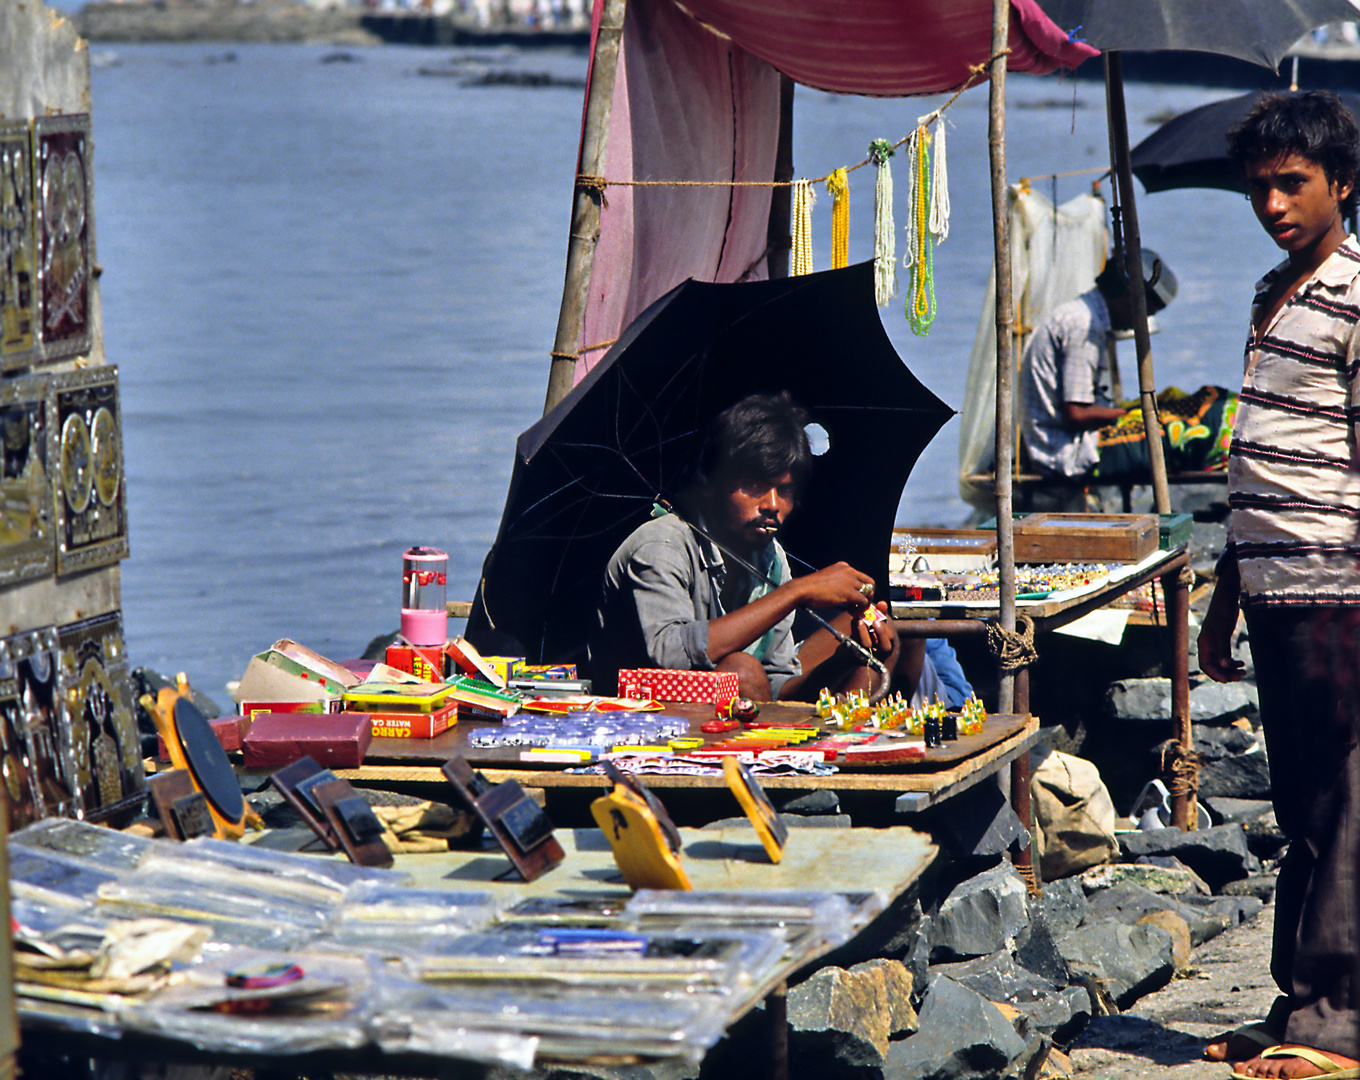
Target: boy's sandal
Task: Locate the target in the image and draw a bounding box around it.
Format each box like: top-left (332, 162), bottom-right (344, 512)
top-left (1230, 1044), bottom-right (1360, 1080)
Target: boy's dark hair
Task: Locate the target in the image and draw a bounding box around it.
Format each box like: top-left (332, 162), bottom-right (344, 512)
top-left (695, 391), bottom-right (812, 490)
top-left (1226, 90), bottom-right (1360, 215)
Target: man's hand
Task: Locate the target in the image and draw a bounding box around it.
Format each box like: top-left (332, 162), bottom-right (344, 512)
top-left (794, 562), bottom-right (874, 611)
top-left (853, 603), bottom-right (900, 668)
top-left (1198, 573), bottom-right (1245, 683)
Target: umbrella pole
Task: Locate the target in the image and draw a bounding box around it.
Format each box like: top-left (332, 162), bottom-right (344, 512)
top-left (1104, 53), bottom-right (1172, 516)
top-left (989, 0), bottom-right (1017, 717)
top-left (766, 74), bottom-right (795, 281)
top-left (1106, 53), bottom-right (1195, 831)
top-left (544, 0), bottom-right (628, 415)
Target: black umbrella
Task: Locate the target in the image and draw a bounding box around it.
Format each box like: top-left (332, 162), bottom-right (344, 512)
top-left (469, 261), bottom-right (954, 667)
top-left (1034, 0), bottom-right (1360, 68)
top-left (1131, 90), bottom-right (1360, 194)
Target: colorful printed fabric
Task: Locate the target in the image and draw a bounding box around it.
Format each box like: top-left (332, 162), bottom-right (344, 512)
top-left (1095, 385), bottom-right (1238, 480)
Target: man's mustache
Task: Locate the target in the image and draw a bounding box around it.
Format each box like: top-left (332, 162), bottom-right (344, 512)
top-left (747, 513), bottom-right (782, 529)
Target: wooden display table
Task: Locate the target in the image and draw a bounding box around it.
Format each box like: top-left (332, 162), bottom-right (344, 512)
top-left (329, 704), bottom-right (1039, 815)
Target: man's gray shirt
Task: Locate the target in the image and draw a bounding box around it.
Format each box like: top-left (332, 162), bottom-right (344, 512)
top-left (589, 512), bottom-right (800, 696)
top-left (1020, 287), bottom-right (1115, 477)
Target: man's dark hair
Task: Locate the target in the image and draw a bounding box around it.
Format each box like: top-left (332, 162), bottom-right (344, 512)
top-left (1226, 90), bottom-right (1360, 215)
top-left (1094, 248), bottom-right (1177, 316)
top-left (695, 391), bottom-right (812, 489)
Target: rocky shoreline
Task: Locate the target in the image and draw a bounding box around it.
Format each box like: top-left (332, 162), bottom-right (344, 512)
top-left (72, 1), bottom-right (590, 47)
top-left (74, 1), bottom-right (383, 45)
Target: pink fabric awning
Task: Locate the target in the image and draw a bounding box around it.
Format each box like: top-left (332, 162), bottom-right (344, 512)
top-left (574, 0), bottom-right (1097, 383)
top-left (672, 0), bottom-right (1096, 95)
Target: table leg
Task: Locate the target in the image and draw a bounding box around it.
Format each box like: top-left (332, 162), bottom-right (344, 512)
top-left (767, 981), bottom-right (788, 1080)
top-left (1163, 564), bottom-right (1196, 831)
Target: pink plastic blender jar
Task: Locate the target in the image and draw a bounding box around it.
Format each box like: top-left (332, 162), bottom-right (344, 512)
top-left (401, 546), bottom-right (448, 646)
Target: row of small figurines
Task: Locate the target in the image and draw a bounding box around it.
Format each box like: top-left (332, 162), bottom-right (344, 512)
top-left (814, 687), bottom-right (987, 740)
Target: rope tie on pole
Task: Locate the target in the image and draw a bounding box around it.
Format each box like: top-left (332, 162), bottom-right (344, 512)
top-left (987, 613), bottom-right (1037, 672)
top-left (1156, 738), bottom-right (1201, 798)
top-left (575, 174), bottom-right (609, 207)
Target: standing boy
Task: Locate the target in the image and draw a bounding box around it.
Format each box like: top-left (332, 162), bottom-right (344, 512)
top-left (1199, 91), bottom-right (1360, 1079)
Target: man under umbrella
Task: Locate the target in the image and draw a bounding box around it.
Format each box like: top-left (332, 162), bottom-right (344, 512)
top-left (590, 391), bottom-right (958, 704)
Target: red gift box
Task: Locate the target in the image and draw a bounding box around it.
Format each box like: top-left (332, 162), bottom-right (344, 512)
top-left (242, 712), bottom-right (373, 770)
top-left (617, 668), bottom-right (739, 707)
top-left (158, 715), bottom-right (247, 761)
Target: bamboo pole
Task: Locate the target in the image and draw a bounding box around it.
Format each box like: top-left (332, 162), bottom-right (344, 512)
top-left (766, 74), bottom-right (795, 281)
top-left (1103, 52), bottom-right (1171, 515)
top-left (989, 0), bottom-right (1016, 716)
top-left (543, 0), bottom-right (628, 415)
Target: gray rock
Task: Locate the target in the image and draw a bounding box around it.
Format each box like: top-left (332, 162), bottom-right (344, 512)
top-left (1056, 920), bottom-right (1176, 1009)
top-left (1106, 678), bottom-right (1174, 722)
top-left (883, 975), bottom-right (1028, 1080)
top-left (1117, 824), bottom-right (1253, 889)
top-left (930, 951), bottom-right (1091, 1042)
top-left (930, 862), bottom-right (1031, 961)
top-left (779, 789), bottom-right (841, 816)
top-left (1194, 723), bottom-right (1259, 761)
top-left (1131, 855), bottom-right (1213, 895)
top-left (1216, 878), bottom-right (1275, 907)
top-left (1084, 881), bottom-right (1178, 923)
top-left (1080, 861), bottom-right (1200, 896)
top-left (905, 913), bottom-right (932, 992)
top-left (1243, 814), bottom-right (1287, 862)
top-left (920, 782), bottom-right (1030, 860)
top-left (1032, 876), bottom-right (1089, 941)
top-left (1012, 907), bottom-right (1073, 987)
top-left (1188, 681), bottom-right (1258, 724)
top-left (527, 1065), bottom-right (697, 1080)
top-left (1202, 796), bottom-right (1273, 824)
top-left (700, 813), bottom-right (850, 830)
top-left (1107, 678), bottom-right (1259, 725)
top-left (787, 965), bottom-right (890, 1068)
top-left (1199, 753), bottom-right (1272, 800)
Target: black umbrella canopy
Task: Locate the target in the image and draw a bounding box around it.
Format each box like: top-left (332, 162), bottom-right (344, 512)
top-left (1131, 90), bottom-right (1360, 194)
top-left (471, 261), bottom-right (954, 666)
top-left (1035, 0), bottom-right (1360, 68)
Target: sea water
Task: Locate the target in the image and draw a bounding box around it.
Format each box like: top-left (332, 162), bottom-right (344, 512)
top-left (87, 42), bottom-right (1281, 697)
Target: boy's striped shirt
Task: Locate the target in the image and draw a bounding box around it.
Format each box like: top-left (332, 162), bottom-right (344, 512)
top-left (1228, 236), bottom-right (1360, 606)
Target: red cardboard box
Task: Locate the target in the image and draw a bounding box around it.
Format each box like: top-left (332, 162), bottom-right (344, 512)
top-left (617, 668), bottom-right (739, 707)
top-left (158, 715), bottom-right (247, 761)
top-left (242, 712), bottom-right (373, 770)
top-left (366, 700), bottom-right (458, 739)
top-left (385, 644), bottom-right (446, 682)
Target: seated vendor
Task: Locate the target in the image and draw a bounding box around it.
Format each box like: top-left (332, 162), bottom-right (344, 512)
top-left (1020, 249), bottom-right (1178, 482)
top-left (589, 391), bottom-right (945, 704)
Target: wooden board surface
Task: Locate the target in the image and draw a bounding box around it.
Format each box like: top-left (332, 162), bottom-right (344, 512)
top-left (362, 700), bottom-right (1027, 773)
top-left (333, 715), bottom-right (1039, 795)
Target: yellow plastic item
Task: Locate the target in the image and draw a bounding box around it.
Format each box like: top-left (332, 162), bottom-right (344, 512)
top-left (140, 675), bottom-right (258, 840)
top-left (722, 757), bottom-right (787, 864)
top-left (342, 681), bottom-right (458, 712)
top-left (591, 785), bottom-right (691, 891)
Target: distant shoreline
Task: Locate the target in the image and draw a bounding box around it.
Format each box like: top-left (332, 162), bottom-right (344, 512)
top-left (74, 1), bottom-right (590, 48)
